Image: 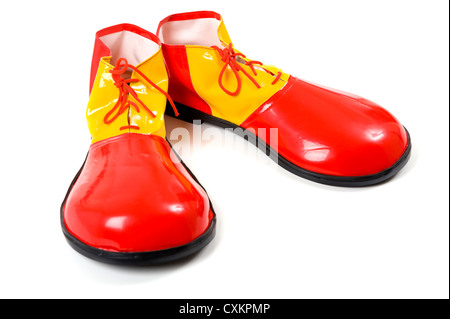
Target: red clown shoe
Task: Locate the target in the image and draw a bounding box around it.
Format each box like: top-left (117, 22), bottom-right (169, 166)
top-left (61, 24), bottom-right (216, 265)
top-left (157, 11), bottom-right (411, 186)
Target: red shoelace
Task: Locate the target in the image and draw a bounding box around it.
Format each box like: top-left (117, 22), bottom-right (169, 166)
top-left (211, 43), bottom-right (282, 96)
top-left (104, 58), bottom-right (179, 131)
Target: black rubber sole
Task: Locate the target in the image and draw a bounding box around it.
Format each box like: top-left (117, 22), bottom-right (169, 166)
top-left (165, 101), bottom-right (412, 187)
top-left (60, 142), bottom-right (217, 266)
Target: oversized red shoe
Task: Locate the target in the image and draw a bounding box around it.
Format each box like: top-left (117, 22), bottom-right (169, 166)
top-left (61, 24), bottom-right (216, 265)
top-left (157, 11), bottom-right (411, 186)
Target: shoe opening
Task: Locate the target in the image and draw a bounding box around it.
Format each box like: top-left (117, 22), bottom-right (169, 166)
top-left (158, 14), bottom-right (223, 47)
top-left (99, 29), bottom-right (160, 67)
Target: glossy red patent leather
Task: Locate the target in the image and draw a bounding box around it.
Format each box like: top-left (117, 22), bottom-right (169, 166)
top-left (161, 44), bottom-right (212, 115)
top-left (241, 77), bottom-right (409, 177)
top-left (63, 134), bottom-right (213, 252)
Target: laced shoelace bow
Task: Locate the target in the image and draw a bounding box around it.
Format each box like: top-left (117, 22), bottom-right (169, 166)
top-left (104, 58), bottom-right (179, 131)
top-left (211, 43), bottom-right (283, 96)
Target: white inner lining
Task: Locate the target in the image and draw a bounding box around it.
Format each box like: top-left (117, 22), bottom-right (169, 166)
top-left (158, 18), bottom-right (223, 47)
top-left (100, 31), bottom-right (160, 66)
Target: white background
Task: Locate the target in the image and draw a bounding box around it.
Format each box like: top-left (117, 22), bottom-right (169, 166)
top-left (0, 0), bottom-right (448, 299)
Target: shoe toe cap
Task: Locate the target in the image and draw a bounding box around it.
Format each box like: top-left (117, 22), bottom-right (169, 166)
top-left (63, 134), bottom-right (213, 253)
top-left (243, 77), bottom-right (410, 178)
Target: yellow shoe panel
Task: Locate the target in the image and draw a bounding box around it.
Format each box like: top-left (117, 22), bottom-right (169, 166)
top-left (87, 57), bottom-right (128, 144)
top-left (87, 51), bottom-right (168, 144)
top-left (129, 50), bottom-right (168, 139)
top-left (186, 45), bottom-right (289, 125)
